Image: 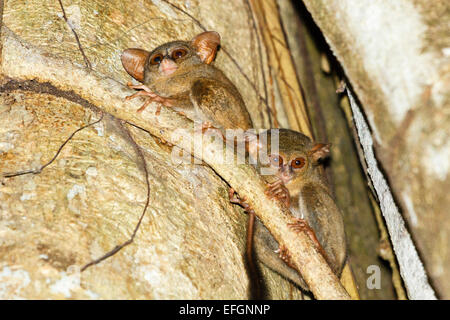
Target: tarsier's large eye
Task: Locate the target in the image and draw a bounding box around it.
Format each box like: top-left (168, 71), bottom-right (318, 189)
top-left (291, 157), bottom-right (305, 169)
top-left (269, 154), bottom-right (283, 167)
top-left (150, 53), bottom-right (163, 65)
top-left (172, 48), bottom-right (187, 60)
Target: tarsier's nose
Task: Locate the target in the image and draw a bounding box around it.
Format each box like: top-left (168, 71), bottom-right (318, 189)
top-left (159, 58), bottom-right (178, 76)
top-left (280, 165), bottom-right (292, 184)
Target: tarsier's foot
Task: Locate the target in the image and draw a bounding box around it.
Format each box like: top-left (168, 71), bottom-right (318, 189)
top-left (275, 218), bottom-right (328, 269)
top-left (228, 187), bottom-right (242, 204)
top-left (228, 188), bottom-right (253, 213)
top-left (125, 82), bottom-right (174, 113)
top-left (265, 180), bottom-right (290, 208)
top-left (287, 218), bottom-right (328, 261)
top-left (126, 82), bottom-right (152, 92)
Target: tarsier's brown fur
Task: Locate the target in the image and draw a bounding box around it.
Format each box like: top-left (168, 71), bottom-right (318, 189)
top-left (122, 32), bottom-right (347, 293)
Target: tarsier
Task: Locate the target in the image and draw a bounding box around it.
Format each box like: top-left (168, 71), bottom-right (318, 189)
top-left (3, 29), bottom-right (345, 291)
top-left (6, 31), bottom-right (253, 271)
top-left (233, 128), bottom-right (347, 290)
top-left (121, 31), bottom-right (253, 131)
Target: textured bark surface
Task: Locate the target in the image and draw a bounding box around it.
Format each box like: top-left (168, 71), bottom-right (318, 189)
top-left (0, 0), bottom-right (311, 299)
top-left (301, 0), bottom-right (448, 298)
top-left (0, 96), bottom-right (251, 299)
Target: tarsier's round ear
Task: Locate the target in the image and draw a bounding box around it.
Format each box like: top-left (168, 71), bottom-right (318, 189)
top-left (191, 31), bottom-right (221, 64)
top-left (121, 48), bottom-right (150, 82)
top-left (308, 143), bottom-right (331, 164)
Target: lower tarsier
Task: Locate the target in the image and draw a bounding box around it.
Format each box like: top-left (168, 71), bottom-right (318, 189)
top-left (2, 31), bottom-right (346, 297)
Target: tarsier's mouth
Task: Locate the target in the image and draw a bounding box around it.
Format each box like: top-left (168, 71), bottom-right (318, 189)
top-left (281, 177), bottom-right (292, 185)
top-left (160, 66), bottom-right (177, 75)
top-left (159, 59), bottom-right (178, 76)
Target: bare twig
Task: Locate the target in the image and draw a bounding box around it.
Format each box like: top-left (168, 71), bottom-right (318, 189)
top-left (80, 121), bottom-right (151, 272)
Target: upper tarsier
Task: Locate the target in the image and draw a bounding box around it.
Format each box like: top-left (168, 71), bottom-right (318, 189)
top-left (121, 31), bottom-right (252, 131)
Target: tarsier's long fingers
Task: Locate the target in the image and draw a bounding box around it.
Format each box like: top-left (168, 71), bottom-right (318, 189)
top-left (154, 105), bottom-right (162, 116)
top-left (136, 99), bottom-right (152, 113)
top-left (228, 188), bottom-right (253, 212)
top-left (126, 82), bottom-right (153, 93)
top-left (229, 188), bottom-right (260, 298)
top-left (201, 122), bottom-right (222, 136)
top-left (276, 218), bottom-right (329, 269)
top-left (228, 187), bottom-right (241, 204)
top-left (125, 90), bottom-right (154, 101)
top-left (201, 121), bottom-right (214, 133)
top-left (200, 122), bottom-right (226, 143)
top-left (125, 87), bottom-right (157, 113)
top-left (125, 82), bottom-right (175, 113)
top-left (266, 191), bottom-right (289, 205)
top-left (267, 179), bottom-right (283, 187)
top-left (266, 180), bottom-right (284, 190)
top-left (150, 95), bottom-right (175, 107)
top-left (265, 180), bottom-right (290, 208)
top-left (275, 245), bottom-right (296, 269)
